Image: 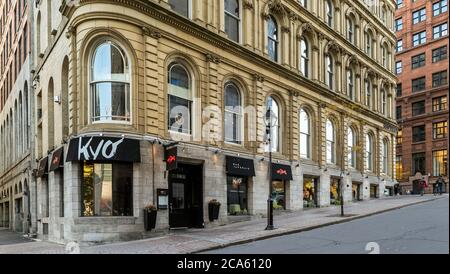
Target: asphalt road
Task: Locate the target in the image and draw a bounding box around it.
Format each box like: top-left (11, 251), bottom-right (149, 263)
top-left (204, 196), bottom-right (449, 254)
top-left (0, 229), bottom-right (32, 246)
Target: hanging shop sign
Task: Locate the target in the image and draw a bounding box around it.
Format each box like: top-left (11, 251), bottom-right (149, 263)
top-left (271, 163), bottom-right (293, 181)
top-left (49, 146), bottom-right (64, 172)
top-left (36, 156), bottom-right (49, 177)
top-left (226, 156), bottom-right (256, 177)
top-left (66, 136), bottom-right (141, 162)
top-left (164, 146), bottom-right (178, 171)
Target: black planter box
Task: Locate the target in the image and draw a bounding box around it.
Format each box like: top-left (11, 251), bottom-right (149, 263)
top-left (144, 210), bottom-right (157, 231)
top-left (208, 203), bottom-right (220, 222)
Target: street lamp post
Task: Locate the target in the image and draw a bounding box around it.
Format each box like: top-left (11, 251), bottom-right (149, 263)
top-left (264, 107), bottom-right (277, 230)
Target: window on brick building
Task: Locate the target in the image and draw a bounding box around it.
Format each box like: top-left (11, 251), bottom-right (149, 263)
top-left (412, 153), bottom-right (426, 175)
top-left (432, 96), bottom-right (447, 112)
top-left (433, 150), bottom-right (448, 176)
top-left (433, 46), bottom-right (447, 62)
top-left (432, 71), bottom-right (448, 87)
top-left (412, 125), bottom-right (426, 142)
top-left (412, 77), bottom-right (426, 92)
top-left (433, 121), bottom-right (448, 139)
top-left (412, 100), bottom-right (426, 116)
top-left (412, 53), bottom-right (426, 69)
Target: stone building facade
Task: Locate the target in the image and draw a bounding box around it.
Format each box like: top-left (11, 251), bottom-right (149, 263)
top-left (395, 0), bottom-right (448, 193)
top-left (30, 0), bottom-right (398, 244)
top-left (0, 0), bottom-right (34, 234)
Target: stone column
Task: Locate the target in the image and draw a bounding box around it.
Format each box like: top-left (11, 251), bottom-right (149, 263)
top-left (281, 26), bottom-right (290, 68)
top-left (312, 45), bottom-right (320, 82)
top-left (243, 1), bottom-right (254, 49)
top-left (192, 0), bottom-right (205, 24)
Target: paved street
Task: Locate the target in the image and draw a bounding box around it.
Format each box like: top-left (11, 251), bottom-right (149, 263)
top-left (204, 196), bottom-right (449, 254)
top-left (0, 195), bottom-right (447, 254)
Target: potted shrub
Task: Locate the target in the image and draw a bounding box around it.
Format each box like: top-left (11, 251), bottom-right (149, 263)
top-left (144, 203), bottom-right (157, 231)
top-left (208, 199), bottom-right (221, 221)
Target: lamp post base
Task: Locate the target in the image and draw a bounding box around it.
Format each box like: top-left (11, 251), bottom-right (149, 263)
top-left (266, 198), bottom-right (274, 230)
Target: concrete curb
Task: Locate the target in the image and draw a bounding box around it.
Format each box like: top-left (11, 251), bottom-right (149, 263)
top-left (192, 196), bottom-right (446, 254)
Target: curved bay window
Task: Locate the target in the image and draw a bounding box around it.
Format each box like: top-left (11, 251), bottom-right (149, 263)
top-left (326, 119), bottom-right (335, 164)
top-left (300, 37), bottom-right (309, 77)
top-left (90, 41), bottom-right (131, 122)
top-left (82, 162), bottom-right (133, 217)
top-left (265, 96), bottom-right (280, 152)
top-left (267, 16), bottom-right (279, 62)
top-left (168, 62), bottom-right (192, 134)
top-left (299, 109), bottom-right (311, 159)
top-left (224, 82), bottom-right (243, 144)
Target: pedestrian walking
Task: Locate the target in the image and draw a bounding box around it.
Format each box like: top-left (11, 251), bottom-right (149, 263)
top-left (436, 176), bottom-right (445, 195)
top-left (419, 180), bottom-right (426, 196)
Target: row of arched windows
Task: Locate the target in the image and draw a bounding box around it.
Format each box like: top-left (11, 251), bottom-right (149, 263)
top-left (0, 180), bottom-right (26, 199)
top-left (0, 82), bottom-right (29, 173)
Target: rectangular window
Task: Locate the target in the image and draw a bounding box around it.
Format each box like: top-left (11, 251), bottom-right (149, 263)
top-left (432, 71), bottom-right (448, 87)
top-left (413, 31), bottom-right (427, 46)
top-left (396, 156), bottom-right (403, 181)
top-left (395, 61), bottom-right (402, 75)
top-left (413, 8), bottom-right (427, 24)
top-left (412, 152), bottom-right (426, 175)
top-left (412, 101), bottom-right (426, 116)
top-left (433, 46), bottom-right (448, 62)
top-left (227, 176), bottom-right (248, 214)
top-left (413, 125), bottom-right (426, 142)
top-left (433, 96), bottom-right (448, 111)
top-left (433, 23), bottom-right (448, 39)
top-left (224, 0), bottom-right (240, 43)
top-left (396, 40), bottom-right (403, 52)
top-left (433, 121), bottom-right (448, 139)
top-left (433, 0), bottom-right (448, 16)
top-left (395, 18), bottom-right (403, 31)
top-left (396, 106), bottom-right (402, 120)
top-left (396, 83), bottom-right (402, 97)
top-left (412, 77), bottom-right (426, 92)
top-left (82, 162), bottom-right (133, 217)
top-left (433, 150), bottom-right (448, 176)
top-left (411, 53), bottom-right (426, 69)
top-left (397, 129), bottom-right (403, 145)
top-left (168, 0), bottom-right (190, 18)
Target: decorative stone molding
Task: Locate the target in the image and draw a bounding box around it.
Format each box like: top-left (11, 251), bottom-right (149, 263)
top-left (65, 26), bottom-right (75, 38)
top-left (142, 26), bottom-right (162, 39)
top-left (289, 90), bottom-right (299, 97)
top-left (206, 53), bottom-right (221, 64)
top-left (281, 26), bottom-right (290, 33)
top-left (253, 74), bottom-right (265, 82)
top-left (243, 0), bottom-right (254, 10)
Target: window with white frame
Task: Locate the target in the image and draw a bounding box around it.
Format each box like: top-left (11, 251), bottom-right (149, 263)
top-left (224, 82), bottom-right (243, 144)
top-left (267, 16), bottom-right (279, 62)
top-left (366, 32), bottom-right (372, 57)
top-left (365, 79), bottom-right (372, 108)
top-left (366, 134), bottom-right (373, 172)
top-left (348, 127), bottom-right (356, 168)
top-left (382, 139), bottom-right (389, 174)
top-left (326, 0), bottom-right (333, 27)
top-left (225, 0), bottom-right (241, 43)
top-left (326, 54), bottom-right (334, 90)
top-left (300, 37), bottom-right (309, 77)
top-left (299, 109), bottom-right (311, 159)
top-left (90, 41), bottom-right (130, 123)
top-left (168, 62), bottom-right (192, 134)
top-left (347, 17), bottom-right (354, 43)
top-left (326, 119), bottom-right (336, 164)
top-left (347, 69), bottom-right (354, 100)
top-left (169, 0), bottom-right (190, 18)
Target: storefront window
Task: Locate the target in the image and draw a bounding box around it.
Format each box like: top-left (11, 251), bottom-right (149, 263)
top-left (330, 178), bottom-right (341, 205)
top-left (303, 177), bottom-right (317, 208)
top-left (227, 176), bottom-right (248, 215)
top-left (271, 180), bottom-right (285, 210)
top-left (82, 162), bottom-right (133, 217)
top-left (370, 185), bottom-right (378, 199)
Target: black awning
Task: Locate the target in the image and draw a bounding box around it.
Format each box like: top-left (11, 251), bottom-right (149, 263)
top-left (66, 136), bottom-right (141, 162)
top-left (226, 156), bottom-right (256, 177)
top-left (49, 146), bottom-right (64, 172)
top-left (271, 163), bottom-right (293, 181)
top-left (36, 156), bottom-right (49, 177)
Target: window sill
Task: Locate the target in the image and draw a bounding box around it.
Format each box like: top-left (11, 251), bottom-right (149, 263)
top-left (74, 216), bottom-right (137, 225)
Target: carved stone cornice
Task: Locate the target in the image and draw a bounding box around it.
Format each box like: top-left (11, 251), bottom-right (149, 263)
top-left (142, 26), bottom-right (162, 39)
top-left (205, 53), bottom-right (221, 64)
top-left (253, 74), bottom-right (265, 82)
top-left (289, 90), bottom-right (299, 97)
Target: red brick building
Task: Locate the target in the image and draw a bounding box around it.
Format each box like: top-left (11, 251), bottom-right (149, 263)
top-left (395, 0), bottom-right (449, 193)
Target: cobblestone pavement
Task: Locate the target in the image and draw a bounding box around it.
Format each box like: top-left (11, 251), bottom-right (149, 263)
top-left (0, 195), bottom-right (446, 254)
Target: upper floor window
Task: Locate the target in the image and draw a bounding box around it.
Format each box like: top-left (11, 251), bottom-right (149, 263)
top-left (346, 17), bottom-right (354, 43)
top-left (224, 82), bottom-right (243, 144)
top-left (299, 0), bottom-right (307, 8)
top-left (299, 109), bottom-right (311, 159)
top-left (325, 54), bottom-right (334, 90)
top-left (412, 125), bottom-right (426, 143)
top-left (365, 32), bottom-right (373, 57)
top-left (168, 62), bottom-right (192, 134)
top-left (396, 83), bottom-right (402, 97)
top-left (225, 0), bottom-right (241, 43)
top-left (382, 140), bottom-right (389, 174)
top-left (381, 89), bottom-right (387, 115)
top-left (267, 16), bottom-right (279, 62)
top-left (347, 69), bottom-right (354, 100)
top-left (169, 0), bottom-right (190, 18)
top-left (382, 46), bottom-right (388, 67)
top-left (412, 53), bottom-right (426, 69)
top-left (325, 0), bottom-right (333, 27)
top-left (433, 0), bottom-right (448, 16)
top-left (366, 134), bottom-right (373, 172)
top-left (365, 79), bottom-right (372, 108)
top-left (433, 23), bottom-right (448, 39)
top-left (265, 96), bottom-right (280, 152)
top-left (412, 8), bottom-right (426, 24)
top-left (326, 119), bottom-right (336, 164)
top-left (300, 37), bottom-right (309, 78)
top-left (395, 18), bottom-right (403, 31)
top-left (396, 0), bottom-right (403, 9)
top-left (432, 46), bottom-right (448, 62)
top-left (348, 127), bottom-right (356, 168)
top-left (396, 39), bottom-right (403, 52)
top-left (395, 61), bottom-right (402, 75)
top-left (432, 70), bottom-right (448, 87)
top-left (413, 31), bottom-right (426, 47)
top-left (90, 41), bottom-right (130, 123)
top-left (412, 77), bottom-right (426, 92)
top-left (433, 96), bottom-right (448, 112)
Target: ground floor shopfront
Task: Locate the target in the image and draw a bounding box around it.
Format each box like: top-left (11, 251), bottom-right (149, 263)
top-left (33, 135), bottom-right (396, 244)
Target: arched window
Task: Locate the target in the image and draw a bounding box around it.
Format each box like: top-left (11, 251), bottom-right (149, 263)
top-left (382, 45), bottom-right (387, 67)
top-left (326, 119), bottom-right (335, 164)
top-left (169, 0), bottom-right (191, 18)
top-left (265, 96), bottom-right (280, 152)
top-left (90, 41), bottom-right (131, 122)
top-left (299, 109), bottom-right (311, 159)
top-left (348, 127), bottom-right (356, 168)
top-left (326, 54), bottom-right (334, 90)
top-left (225, 0), bottom-right (241, 43)
top-left (365, 79), bottom-right (372, 108)
top-left (300, 37), bottom-right (309, 78)
top-left (381, 89), bottom-right (387, 115)
top-left (366, 134), bottom-right (373, 171)
top-left (224, 82), bottom-right (242, 144)
top-left (326, 0), bottom-right (334, 27)
top-left (47, 0), bottom-right (52, 45)
top-left (168, 62), bottom-right (193, 134)
top-left (267, 16), bottom-right (279, 62)
top-left (382, 139), bottom-right (389, 174)
top-left (347, 17), bottom-right (354, 43)
top-left (36, 12), bottom-right (41, 56)
top-left (365, 31), bottom-right (372, 57)
top-left (347, 69), bottom-right (354, 100)
top-left (24, 83), bottom-right (29, 148)
top-left (19, 92), bottom-right (23, 155)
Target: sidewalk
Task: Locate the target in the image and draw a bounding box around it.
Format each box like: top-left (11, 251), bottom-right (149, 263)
top-left (0, 195), bottom-right (447, 254)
